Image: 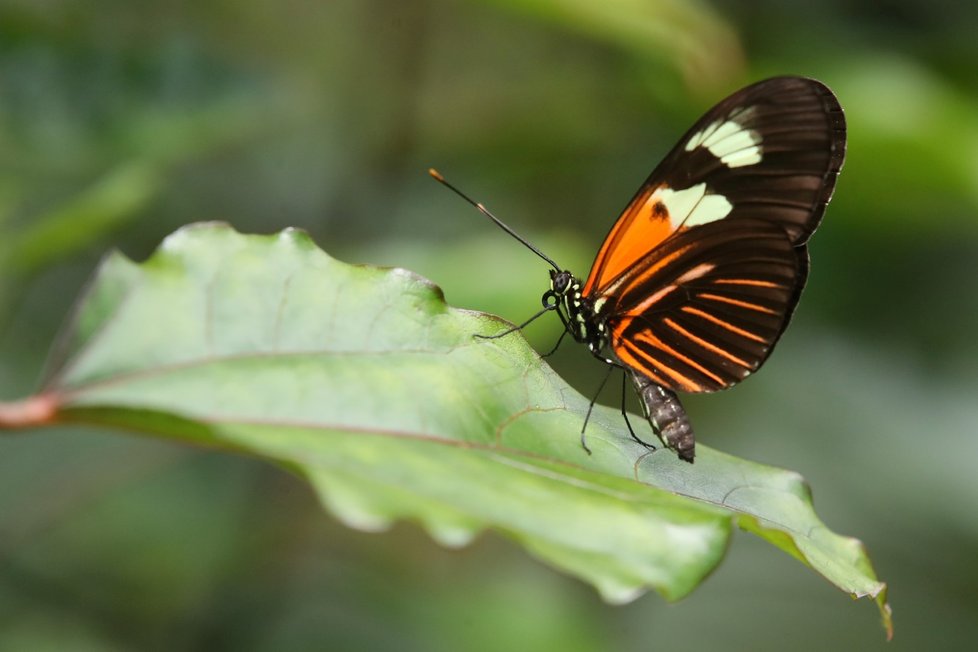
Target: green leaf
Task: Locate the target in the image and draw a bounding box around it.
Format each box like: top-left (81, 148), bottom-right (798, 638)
top-left (1, 223), bottom-right (891, 636)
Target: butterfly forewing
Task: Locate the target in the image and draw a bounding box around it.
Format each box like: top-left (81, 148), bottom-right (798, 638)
top-left (582, 76), bottom-right (845, 297)
top-left (602, 219), bottom-right (806, 393)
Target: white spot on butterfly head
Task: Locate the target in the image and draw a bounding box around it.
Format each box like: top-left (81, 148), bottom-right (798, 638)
top-left (684, 106), bottom-right (762, 168)
top-left (657, 183), bottom-right (732, 228)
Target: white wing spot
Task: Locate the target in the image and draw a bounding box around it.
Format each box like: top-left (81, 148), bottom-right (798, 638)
top-left (658, 183), bottom-right (732, 228)
top-left (684, 107), bottom-right (762, 168)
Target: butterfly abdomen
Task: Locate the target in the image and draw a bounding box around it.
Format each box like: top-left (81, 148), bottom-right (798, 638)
top-left (631, 372), bottom-right (695, 462)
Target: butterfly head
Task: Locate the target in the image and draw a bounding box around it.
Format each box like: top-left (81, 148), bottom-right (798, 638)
top-left (544, 269), bottom-right (576, 309)
top-left (544, 269), bottom-right (605, 350)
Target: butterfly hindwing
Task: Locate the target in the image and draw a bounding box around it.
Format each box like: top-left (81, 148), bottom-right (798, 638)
top-left (602, 219), bottom-right (807, 394)
top-left (583, 76), bottom-right (845, 297)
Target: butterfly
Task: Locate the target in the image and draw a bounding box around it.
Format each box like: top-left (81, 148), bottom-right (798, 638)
top-left (432, 76), bottom-right (846, 463)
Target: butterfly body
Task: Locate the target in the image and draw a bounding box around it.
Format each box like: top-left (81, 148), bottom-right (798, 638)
top-left (631, 374), bottom-right (695, 462)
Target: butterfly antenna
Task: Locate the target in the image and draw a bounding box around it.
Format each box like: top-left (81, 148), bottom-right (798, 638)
top-left (429, 168), bottom-right (561, 272)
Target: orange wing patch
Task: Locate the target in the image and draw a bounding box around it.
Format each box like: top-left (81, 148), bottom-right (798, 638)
top-left (613, 326), bottom-right (712, 393)
top-left (583, 183), bottom-right (735, 296)
top-left (582, 184), bottom-right (677, 296)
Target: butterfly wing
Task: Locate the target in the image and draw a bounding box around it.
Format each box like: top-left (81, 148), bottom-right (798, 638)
top-left (582, 76), bottom-right (845, 298)
top-left (601, 218), bottom-right (808, 393)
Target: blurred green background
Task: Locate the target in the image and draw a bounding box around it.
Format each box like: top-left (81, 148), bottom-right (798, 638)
top-left (1, 0), bottom-right (976, 649)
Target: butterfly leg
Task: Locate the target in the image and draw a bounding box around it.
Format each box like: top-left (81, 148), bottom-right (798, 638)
top-left (579, 364), bottom-right (617, 454)
top-left (474, 304), bottom-right (554, 341)
top-left (620, 370), bottom-right (657, 451)
top-left (541, 329), bottom-right (569, 358)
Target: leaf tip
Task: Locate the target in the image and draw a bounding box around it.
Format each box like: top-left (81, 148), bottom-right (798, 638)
top-left (866, 581), bottom-right (893, 640)
top-left (160, 220), bottom-right (233, 245)
top-left (595, 579), bottom-right (647, 605)
top-left (425, 521), bottom-right (480, 549)
top-left (276, 226), bottom-right (317, 249)
top-left (387, 265), bottom-right (448, 306)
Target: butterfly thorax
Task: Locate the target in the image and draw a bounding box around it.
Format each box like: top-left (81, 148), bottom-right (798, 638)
top-left (546, 269), bottom-right (609, 357)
